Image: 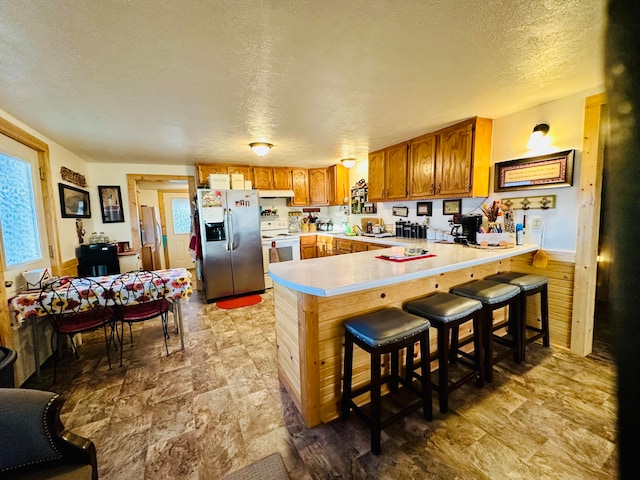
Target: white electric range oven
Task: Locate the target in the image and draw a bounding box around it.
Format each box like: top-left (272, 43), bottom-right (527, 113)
top-left (260, 219), bottom-right (301, 288)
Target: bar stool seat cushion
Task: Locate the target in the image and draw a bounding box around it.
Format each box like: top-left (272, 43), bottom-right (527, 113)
top-left (406, 292), bottom-right (483, 323)
top-left (451, 280), bottom-right (520, 304)
top-left (344, 307), bottom-right (430, 348)
top-left (485, 272), bottom-right (548, 291)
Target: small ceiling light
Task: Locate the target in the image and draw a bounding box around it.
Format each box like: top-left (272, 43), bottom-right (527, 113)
top-left (341, 158), bottom-right (356, 168)
top-left (249, 142), bottom-right (273, 157)
top-left (527, 123), bottom-right (550, 149)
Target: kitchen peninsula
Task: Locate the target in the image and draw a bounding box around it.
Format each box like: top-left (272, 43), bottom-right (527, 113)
top-left (269, 241), bottom-right (538, 427)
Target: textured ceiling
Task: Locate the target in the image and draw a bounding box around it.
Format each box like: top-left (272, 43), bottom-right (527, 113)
top-left (0, 0), bottom-right (606, 168)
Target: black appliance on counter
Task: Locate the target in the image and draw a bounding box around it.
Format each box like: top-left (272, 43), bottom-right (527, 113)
top-left (76, 243), bottom-right (120, 276)
top-left (461, 214), bottom-right (483, 244)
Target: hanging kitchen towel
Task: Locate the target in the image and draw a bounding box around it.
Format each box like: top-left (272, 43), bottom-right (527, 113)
top-left (270, 241), bottom-right (280, 263)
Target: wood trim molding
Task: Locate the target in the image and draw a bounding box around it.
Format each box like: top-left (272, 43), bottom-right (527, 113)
top-left (126, 174), bottom-right (196, 251)
top-left (0, 116), bottom-right (59, 351)
top-left (571, 92), bottom-right (607, 356)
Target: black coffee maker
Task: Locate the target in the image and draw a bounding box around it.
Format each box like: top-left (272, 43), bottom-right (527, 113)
top-left (461, 214), bottom-right (483, 244)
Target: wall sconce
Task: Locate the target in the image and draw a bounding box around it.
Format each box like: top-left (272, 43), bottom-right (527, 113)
top-left (341, 158), bottom-right (356, 168)
top-left (526, 123), bottom-right (550, 149)
top-left (249, 142), bottom-right (273, 157)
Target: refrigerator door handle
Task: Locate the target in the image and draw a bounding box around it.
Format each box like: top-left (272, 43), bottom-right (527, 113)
top-left (227, 208), bottom-right (235, 250)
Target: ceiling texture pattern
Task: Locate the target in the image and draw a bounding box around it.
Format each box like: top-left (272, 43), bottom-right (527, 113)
top-left (0, 0), bottom-right (606, 167)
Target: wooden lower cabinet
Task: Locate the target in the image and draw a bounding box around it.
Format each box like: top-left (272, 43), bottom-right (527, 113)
top-left (335, 239), bottom-right (352, 255)
top-left (300, 235), bottom-right (317, 260)
top-left (367, 243), bottom-right (388, 250)
top-left (352, 242), bottom-right (368, 252)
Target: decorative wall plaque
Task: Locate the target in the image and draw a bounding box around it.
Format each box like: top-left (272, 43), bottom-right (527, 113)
top-left (60, 166), bottom-right (87, 187)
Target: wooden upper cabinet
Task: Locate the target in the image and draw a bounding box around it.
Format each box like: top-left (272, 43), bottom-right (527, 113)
top-left (272, 167), bottom-right (292, 189)
top-left (196, 163), bottom-right (252, 187)
top-left (384, 142), bottom-right (408, 199)
top-left (228, 165), bottom-right (252, 185)
top-left (308, 168), bottom-right (328, 205)
top-left (436, 117), bottom-right (492, 197)
top-left (289, 168), bottom-right (309, 206)
top-left (367, 150), bottom-right (385, 201)
top-left (408, 133), bottom-right (437, 198)
top-left (252, 166), bottom-right (274, 190)
top-left (195, 163), bottom-right (229, 186)
top-left (327, 164), bottom-right (349, 205)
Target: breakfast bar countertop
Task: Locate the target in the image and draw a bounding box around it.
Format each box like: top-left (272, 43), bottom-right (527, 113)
top-left (269, 242), bottom-right (538, 297)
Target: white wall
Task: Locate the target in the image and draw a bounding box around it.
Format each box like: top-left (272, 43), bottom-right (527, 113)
top-left (85, 163), bottom-right (195, 259)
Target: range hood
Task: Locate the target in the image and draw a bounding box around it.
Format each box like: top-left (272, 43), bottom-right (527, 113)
top-left (258, 189), bottom-right (295, 198)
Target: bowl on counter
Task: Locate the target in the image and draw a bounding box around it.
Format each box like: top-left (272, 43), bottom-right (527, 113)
top-left (404, 246), bottom-right (424, 257)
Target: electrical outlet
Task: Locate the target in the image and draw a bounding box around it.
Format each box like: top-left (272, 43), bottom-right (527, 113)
top-left (531, 217), bottom-right (543, 229)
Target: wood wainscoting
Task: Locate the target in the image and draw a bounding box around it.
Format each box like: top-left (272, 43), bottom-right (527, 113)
top-left (274, 251), bottom-right (576, 428)
top-left (61, 257), bottom-right (79, 278)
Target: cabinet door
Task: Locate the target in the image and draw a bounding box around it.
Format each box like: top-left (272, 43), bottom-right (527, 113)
top-left (308, 168), bottom-right (328, 205)
top-left (368, 150), bottom-right (385, 201)
top-left (273, 167), bottom-right (292, 189)
top-left (228, 165), bottom-right (253, 186)
top-left (385, 143), bottom-right (408, 199)
top-left (253, 167), bottom-right (274, 190)
top-left (437, 122), bottom-right (473, 196)
top-left (290, 168), bottom-right (309, 206)
top-left (327, 164), bottom-right (349, 205)
top-left (196, 164), bottom-right (229, 187)
top-left (301, 244), bottom-right (316, 260)
top-left (408, 134), bottom-right (437, 198)
top-left (352, 241), bottom-right (368, 252)
top-left (335, 239), bottom-right (352, 255)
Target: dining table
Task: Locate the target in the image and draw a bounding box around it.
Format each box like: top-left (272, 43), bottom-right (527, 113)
top-left (9, 268), bottom-right (193, 380)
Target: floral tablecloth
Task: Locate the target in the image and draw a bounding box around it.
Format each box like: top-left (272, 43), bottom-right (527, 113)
top-left (10, 268), bottom-right (192, 326)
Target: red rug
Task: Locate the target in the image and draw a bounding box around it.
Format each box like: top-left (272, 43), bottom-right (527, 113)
top-left (216, 294), bottom-right (262, 309)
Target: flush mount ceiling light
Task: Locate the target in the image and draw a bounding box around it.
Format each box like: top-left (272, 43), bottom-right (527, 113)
top-left (341, 158), bottom-right (357, 168)
top-left (527, 123), bottom-right (550, 149)
top-left (249, 142), bottom-right (273, 157)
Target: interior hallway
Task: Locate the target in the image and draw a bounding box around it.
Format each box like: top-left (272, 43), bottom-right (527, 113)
top-left (24, 290), bottom-right (618, 479)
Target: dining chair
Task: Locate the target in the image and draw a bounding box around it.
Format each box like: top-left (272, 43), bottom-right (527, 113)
top-left (110, 270), bottom-right (171, 365)
top-left (39, 277), bottom-right (115, 382)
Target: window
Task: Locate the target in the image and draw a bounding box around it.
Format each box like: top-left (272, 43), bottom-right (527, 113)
top-left (171, 197), bottom-right (191, 235)
top-left (0, 152), bottom-right (42, 266)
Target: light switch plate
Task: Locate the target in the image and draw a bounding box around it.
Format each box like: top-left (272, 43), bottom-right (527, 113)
top-left (531, 217), bottom-right (543, 229)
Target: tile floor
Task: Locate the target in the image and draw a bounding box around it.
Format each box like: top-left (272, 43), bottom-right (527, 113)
top-left (24, 290), bottom-right (618, 479)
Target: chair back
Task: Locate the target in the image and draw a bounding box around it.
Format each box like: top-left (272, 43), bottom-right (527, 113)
top-left (39, 277), bottom-right (111, 333)
top-left (110, 270), bottom-right (169, 310)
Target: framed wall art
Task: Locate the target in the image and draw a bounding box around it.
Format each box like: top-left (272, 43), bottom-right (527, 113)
top-left (392, 206), bottom-right (409, 217)
top-left (416, 201), bottom-right (432, 216)
top-left (98, 185), bottom-right (125, 223)
top-left (442, 198), bottom-right (462, 215)
top-left (58, 183), bottom-right (91, 218)
top-left (494, 149), bottom-right (575, 192)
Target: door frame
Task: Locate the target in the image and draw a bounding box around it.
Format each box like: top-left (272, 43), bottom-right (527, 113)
top-left (0, 117), bottom-right (59, 350)
top-left (126, 174), bottom-right (196, 253)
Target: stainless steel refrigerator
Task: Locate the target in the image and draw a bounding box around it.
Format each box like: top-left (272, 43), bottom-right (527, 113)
top-left (196, 189), bottom-right (265, 301)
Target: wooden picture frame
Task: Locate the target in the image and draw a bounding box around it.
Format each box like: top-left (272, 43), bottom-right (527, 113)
top-left (494, 149), bottom-right (575, 192)
top-left (58, 183), bottom-right (91, 218)
top-left (442, 198), bottom-right (462, 215)
top-left (417, 201), bottom-right (432, 216)
top-left (98, 185), bottom-right (125, 223)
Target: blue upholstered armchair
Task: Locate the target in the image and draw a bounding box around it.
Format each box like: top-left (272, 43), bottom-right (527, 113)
top-left (0, 388), bottom-right (98, 479)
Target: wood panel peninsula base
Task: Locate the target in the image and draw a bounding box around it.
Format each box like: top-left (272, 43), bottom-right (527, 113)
top-left (269, 242), bottom-right (541, 427)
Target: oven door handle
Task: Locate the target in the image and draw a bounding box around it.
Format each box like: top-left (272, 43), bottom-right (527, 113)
top-left (226, 208), bottom-right (234, 250)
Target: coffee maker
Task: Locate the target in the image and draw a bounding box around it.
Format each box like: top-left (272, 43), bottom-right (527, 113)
top-left (461, 214), bottom-right (483, 244)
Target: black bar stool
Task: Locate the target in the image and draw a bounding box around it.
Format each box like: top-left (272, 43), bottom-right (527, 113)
top-left (341, 307), bottom-right (432, 454)
top-left (406, 292), bottom-right (484, 413)
top-left (450, 280), bottom-right (521, 383)
top-left (485, 272), bottom-right (550, 361)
